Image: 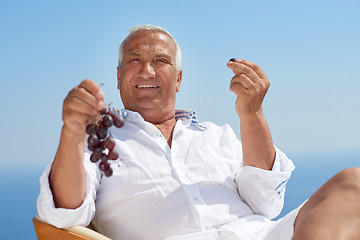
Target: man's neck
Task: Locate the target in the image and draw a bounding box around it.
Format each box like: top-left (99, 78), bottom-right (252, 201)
top-left (154, 118), bottom-right (176, 148)
top-left (137, 109), bottom-right (177, 148)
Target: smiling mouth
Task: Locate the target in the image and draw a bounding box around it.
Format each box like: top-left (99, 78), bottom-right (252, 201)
top-left (136, 85), bottom-right (159, 89)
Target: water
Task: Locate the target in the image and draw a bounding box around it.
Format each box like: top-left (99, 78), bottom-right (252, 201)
top-left (0, 152), bottom-right (358, 239)
top-left (0, 166), bottom-right (43, 240)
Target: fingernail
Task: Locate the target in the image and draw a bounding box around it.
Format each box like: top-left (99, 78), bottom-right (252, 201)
top-left (95, 89), bottom-right (105, 100)
top-left (229, 58), bottom-right (243, 63)
top-left (98, 100), bottom-right (105, 110)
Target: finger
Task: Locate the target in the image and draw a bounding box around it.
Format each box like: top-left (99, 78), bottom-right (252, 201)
top-left (235, 59), bottom-right (267, 79)
top-left (227, 59), bottom-right (243, 75)
top-left (227, 60), bottom-right (260, 83)
top-left (79, 79), bottom-right (105, 101)
top-left (230, 74), bottom-right (254, 92)
top-left (71, 86), bottom-right (105, 111)
top-left (62, 110), bottom-right (99, 134)
top-left (63, 109), bottom-right (92, 125)
top-left (230, 81), bottom-right (249, 97)
top-left (63, 99), bottom-right (102, 125)
top-left (64, 96), bottom-right (100, 117)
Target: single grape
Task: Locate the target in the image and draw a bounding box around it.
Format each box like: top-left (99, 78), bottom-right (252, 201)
top-left (97, 126), bottom-right (108, 139)
top-left (104, 135), bottom-right (115, 150)
top-left (87, 134), bottom-right (100, 147)
top-left (104, 166), bottom-right (113, 177)
top-left (103, 114), bottom-right (114, 128)
top-left (88, 144), bottom-right (96, 152)
top-left (99, 161), bottom-right (110, 171)
top-left (108, 149), bottom-right (119, 160)
top-left (86, 123), bottom-right (97, 135)
top-left (90, 153), bottom-right (101, 163)
top-left (114, 115), bottom-right (124, 128)
top-left (90, 147), bottom-right (102, 162)
top-left (93, 147), bottom-right (103, 156)
top-left (100, 154), bottom-right (108, 163)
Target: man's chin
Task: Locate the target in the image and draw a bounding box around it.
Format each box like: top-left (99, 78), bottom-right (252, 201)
top-left (125, 101), bottom-right (161, 113)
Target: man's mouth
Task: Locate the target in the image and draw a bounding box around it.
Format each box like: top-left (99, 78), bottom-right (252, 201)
top-left (136, 85), bottom-right (159, 89)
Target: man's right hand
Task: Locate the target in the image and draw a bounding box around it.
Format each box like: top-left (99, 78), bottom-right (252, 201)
top-left (62, 79), bottom-right (105, 140)
top-left (50, 79), bottom-right (105, 209)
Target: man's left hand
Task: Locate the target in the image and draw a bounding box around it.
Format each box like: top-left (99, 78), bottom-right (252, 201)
top-left (227, 59), bottom-right (270, 118)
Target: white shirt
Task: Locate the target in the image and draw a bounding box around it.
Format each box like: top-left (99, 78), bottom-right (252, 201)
top-left (37, 109), bottom-right (295, 240)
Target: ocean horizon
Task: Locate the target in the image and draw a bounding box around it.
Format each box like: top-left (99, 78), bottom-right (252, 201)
top-left (0, 151), bottom-right (358, 239)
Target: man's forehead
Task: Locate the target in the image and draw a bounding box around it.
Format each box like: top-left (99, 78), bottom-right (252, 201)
top-left (123, 31), bottom-right (176, 54)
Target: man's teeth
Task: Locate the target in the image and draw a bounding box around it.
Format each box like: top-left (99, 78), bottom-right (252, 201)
top-left (136, 85), bottom-right (159, 88)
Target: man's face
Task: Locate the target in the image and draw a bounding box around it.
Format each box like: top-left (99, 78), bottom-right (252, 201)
top-left (117, 31), bottom-right (182, 116)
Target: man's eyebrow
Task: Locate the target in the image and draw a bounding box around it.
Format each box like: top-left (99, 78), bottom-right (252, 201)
top-left (155, 54), bottom-right (171, 59)
top-left (128, 53), bottom-right (141, 57)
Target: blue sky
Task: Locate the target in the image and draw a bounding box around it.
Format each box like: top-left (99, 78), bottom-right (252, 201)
top-left (1, 0), bottom-right (359, 168)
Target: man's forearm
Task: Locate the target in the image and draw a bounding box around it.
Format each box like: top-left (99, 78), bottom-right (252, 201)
top-left (240, 111), bottom-right (275, 170)
top-left (49, 126), bottom-right (87, 209)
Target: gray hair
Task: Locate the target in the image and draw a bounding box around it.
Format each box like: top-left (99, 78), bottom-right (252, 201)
top-left (118, 25), bottom-right (182, 70)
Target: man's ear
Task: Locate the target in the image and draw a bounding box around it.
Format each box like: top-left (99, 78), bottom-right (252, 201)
top-left (117, 66), bottom-right (121, 90)
top-left (176, 70), bottom-right (183, 92)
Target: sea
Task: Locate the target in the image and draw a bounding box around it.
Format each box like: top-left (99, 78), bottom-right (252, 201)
top-left (0, 151), bottom-right (359, 240)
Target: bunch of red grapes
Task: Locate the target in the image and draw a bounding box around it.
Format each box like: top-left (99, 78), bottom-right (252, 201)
top-left (86, 108), bottom-right (124, 177)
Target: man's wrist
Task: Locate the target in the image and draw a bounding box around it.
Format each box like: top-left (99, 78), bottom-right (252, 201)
top-left (61, 125), bottom-right (87, 145)
top-left (238, 109), bottom-right (265, 123)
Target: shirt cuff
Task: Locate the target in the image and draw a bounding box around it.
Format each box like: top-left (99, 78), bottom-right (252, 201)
top-left (36, 159), bottom-right (99, 228)
top-left (235, 147), bottom-right (295, 219)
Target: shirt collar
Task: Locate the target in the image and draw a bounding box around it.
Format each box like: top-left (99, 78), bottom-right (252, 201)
top-left (117, 109), bottom-right (207, 130)
top-left (175, 109), bottom-right (207, 130)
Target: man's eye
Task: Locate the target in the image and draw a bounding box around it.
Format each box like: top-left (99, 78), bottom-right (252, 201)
top-left (156, 58), bottom-right (168, 63)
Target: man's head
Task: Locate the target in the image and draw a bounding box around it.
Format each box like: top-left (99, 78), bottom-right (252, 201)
top-left (118, 25), bottom-right (182, 70)
top-left (117, 25), bottom-right (183, 122)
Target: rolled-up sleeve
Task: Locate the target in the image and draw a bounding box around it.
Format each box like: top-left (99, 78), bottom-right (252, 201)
top-left (36, 154), bottom-right (100, 228)
top-left (235, 147), bottom-right (295, 219)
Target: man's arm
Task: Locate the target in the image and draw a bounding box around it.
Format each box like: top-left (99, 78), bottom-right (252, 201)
top-left (227, 59), bottom-right (275, 170)
top-left (50, 79), bottom-right (105, 209)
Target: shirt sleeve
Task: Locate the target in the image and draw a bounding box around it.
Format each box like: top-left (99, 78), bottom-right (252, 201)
top-left (36, 153), bottom-right (101, 228)
top-left (234, 147), bottom-right (295, 219)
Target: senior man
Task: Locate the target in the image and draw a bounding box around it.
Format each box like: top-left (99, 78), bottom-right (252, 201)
top-left (37, 25), bottom-right (360, 240)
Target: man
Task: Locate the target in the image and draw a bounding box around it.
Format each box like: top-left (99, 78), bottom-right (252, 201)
top-left (37, 25), bottom-right (360, 240)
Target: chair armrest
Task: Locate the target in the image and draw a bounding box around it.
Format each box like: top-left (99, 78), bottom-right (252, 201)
top-left (33, 215), bottom-right (111, 240)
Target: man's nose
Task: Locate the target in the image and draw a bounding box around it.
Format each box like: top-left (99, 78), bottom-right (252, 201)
top-left (138, 62), bottom-right (156, 78)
